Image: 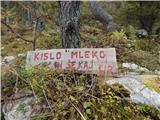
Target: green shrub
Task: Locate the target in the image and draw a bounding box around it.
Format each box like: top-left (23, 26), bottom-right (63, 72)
top-left (18, 66), bottom-right (160, 120)
top-left (101, 30), bottom-right (129, 62)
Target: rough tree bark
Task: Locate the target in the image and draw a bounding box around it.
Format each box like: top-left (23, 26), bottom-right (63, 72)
top-left (59, 1), bottom-right (81, 48)
top-left (89, 1), bottom-right (115, 32)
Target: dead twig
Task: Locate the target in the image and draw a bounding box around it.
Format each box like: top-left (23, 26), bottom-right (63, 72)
top-left (29, 81), bottom-right (40, 103)
top-left (63, 94), bottom-right (86, 120)
top-left (42, 87), bottom-right (53, 112)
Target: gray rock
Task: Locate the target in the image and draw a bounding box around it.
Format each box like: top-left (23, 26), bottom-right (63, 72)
top-left (122, 63), bottom-right (149, 72)
top-left (3, 98), bottom-right (33, 120)
top-left (3, 56), bottom-right (15, 63)
top-left (122, 63), bottom-right (138, 69)
top-left (2, 90), bottom-right (34, 120)
top-left (2, 90), bottom-right (51, 120)
top-left (136, 29), bottom-right (148, 37)
top-left (106, 75), bottom-right (160, 110)
top-left (155, 70), bottom-right (160, 75)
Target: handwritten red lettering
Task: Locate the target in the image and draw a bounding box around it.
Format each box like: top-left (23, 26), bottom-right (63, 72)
top-left (71, 51), bottom-right (78, 59)
top-left (84, 61), bottom-right (88, 69)
top-left (92, 51), bottom-right (97, 58)
top-left (78, 61), bottom-right (83, 68)
top-left (27, 48), bottom-right (117, 74)
top-left (34, 53), bottom-right (39, 61)
top-left (98, 65), bottom-right (105, 74)
top-left (47, 62), bottom-right (52, 68)
top-left (79, 51), bottom-right (83, 58)
top-left (50, 53), bottom-right (54, 60)
top-left (55, 62), bottom-right (62, 69)
top-left (85, 51), bottom-right (89, 58)
top-left (56, 52), bottom-right (61, 59)
top-left (44, 53), bottom-right (48, 60)
top-left (71, 61), bottom-right (76, 68)
top-left (107, 66), bottom-right (112, 73)
top-left (67, 60), bottom-right (76, 69)
top-left (99, 51), bottom-right (106, 59)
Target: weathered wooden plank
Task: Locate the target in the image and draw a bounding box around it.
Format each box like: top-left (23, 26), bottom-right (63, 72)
top-left (26, 48), bottom-right (118, 75)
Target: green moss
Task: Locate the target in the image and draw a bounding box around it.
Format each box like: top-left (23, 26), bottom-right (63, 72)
top-left (143, 75), bottom-right (160, 93)
top-left (16, 103), bottom-right (26, 113)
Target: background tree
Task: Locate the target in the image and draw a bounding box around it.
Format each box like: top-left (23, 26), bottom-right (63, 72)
top-left (89, 1), bottom-right (115, 32)
top-left (59, 1), bottom-right (81, 48)
top-left (118, 1), bottom-right (160, 34)
top-left (1, 1), bottom-right (44, 50)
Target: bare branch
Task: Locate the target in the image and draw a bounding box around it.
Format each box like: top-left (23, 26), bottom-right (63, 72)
top-left (1, 20), bottom-right (33, 43)
top-left (42, 88), bottom-right (53, 112)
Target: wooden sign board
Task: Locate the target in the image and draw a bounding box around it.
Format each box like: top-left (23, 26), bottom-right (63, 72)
top-left (26, 48), bottom-right (118, 75)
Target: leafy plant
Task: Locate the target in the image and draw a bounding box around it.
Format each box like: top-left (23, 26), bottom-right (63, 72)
top-left (16, 103), bottom-right (26, 113)
top-left (101, 30), bottom-right (129, 62)
top-left (111, 29), bottom-right (127, 40)
top-left (18, 66), bottom-right (160, 119)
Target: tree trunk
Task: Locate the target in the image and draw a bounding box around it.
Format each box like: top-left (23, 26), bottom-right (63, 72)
top-left (59, 1), bottom-right (81, 48)
top-left (32, 18), bottom-right (39, 50)
top-left (139, 2), bottom-right (155, 35)
top-left (89, 1), bottom-right (115, 32)
top-left (27, 9), bottom-right (32, 26)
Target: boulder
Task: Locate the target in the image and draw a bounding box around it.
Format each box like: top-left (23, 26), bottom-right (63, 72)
top-left (2, 90), bottom-right (34, 120)
top-left (2, 90), bottom-right (51, 120)
top-left (106, 75), bottom-right (160, 110)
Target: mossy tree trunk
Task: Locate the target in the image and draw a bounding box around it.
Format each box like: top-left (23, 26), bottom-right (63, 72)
top-left (59, 1), bottom-right (81, 48)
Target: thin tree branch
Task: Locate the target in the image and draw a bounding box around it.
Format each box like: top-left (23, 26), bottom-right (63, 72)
top-left (42, 88), bottom-right (53, 112)
top-left (63, 94), bottom-right (86, 120)
top-left (32, 18), bottom-right (39, 50)
top-left (1, 20), bottom-right (33, 43)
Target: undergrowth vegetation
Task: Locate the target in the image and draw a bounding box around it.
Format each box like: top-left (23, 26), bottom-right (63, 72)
top-left (2, 64), bottom-right (160, 120)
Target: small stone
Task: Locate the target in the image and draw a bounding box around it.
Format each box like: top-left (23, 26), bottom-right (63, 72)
top-left (136, 29), bottom-right (148, 37)
top-left (0, 47), bottom-right (4, 50)
top-left (18, 53), bottom-right (26, 57)
top-left (127, 44), bottom-right (131, 47)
